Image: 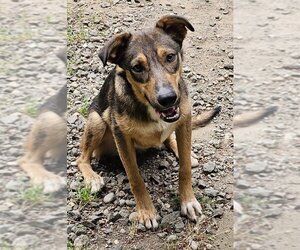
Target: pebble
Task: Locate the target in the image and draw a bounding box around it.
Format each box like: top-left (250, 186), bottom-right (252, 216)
top-left (166, 234), bottom-right (177, 243)
top-left (129, 212), bottom-right (138, 222)
top-left (236, 180), bottom-right (251, 189)
top-left (203, 161), bottom-right (216, 173)
top-left (157, 232), bottom-right (167, 238)
top-left (174, 220), bottom-right (185, 232)
top-left (190, 240), bottom-right (199, 250)
top-left (1, 113), bottom-right (20, 124)
top-left (5, 180), bottom-right (23, 191)
top-left (137, 223), bottom-right (146, 232)
top-left (264, 208), bottom-right (282, 218)
top-left (74, 235), bottom-right (89, 248)
top-left (104, 192), bottom-right (116, 203)
top-left (245, 162), bottom-right (267, 174)
top-left (204, 187), bottom-right (218, 197)
top-left (248, 187), bottom-right (272, 197)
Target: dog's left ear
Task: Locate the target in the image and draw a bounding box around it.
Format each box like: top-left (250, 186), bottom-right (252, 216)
top-left (155, 15), bottom-right (194, 47)
top-left (99, 32), bottom-right (132, 66)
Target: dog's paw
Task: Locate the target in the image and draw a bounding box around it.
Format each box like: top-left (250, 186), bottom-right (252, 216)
top-left (132, 209), bottom-right (159, 230)
top-left (181, 198), bottom-right (202, 221)
top-left (85, 174), bottom-right (105, 193)
top-left (32, 174), bottom-right (66, 194)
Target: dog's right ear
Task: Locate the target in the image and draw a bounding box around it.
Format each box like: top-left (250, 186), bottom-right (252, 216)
top-left (99, 32), bottom-right (132, 66)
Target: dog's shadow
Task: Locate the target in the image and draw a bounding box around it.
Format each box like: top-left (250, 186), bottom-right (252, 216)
top-left (93, 148), bottom-right (166, 175)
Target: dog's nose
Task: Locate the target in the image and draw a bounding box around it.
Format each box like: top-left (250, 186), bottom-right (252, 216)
top-left (157, 88), bottom-right (177, 108)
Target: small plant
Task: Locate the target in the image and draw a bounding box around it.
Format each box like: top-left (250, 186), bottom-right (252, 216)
top-left (24, 99), bottom-right (39, 117)
top-left (128, 221), bottom-right (138, 237)
top-left (164, 240), bottom-right (179, 250)
top-left (77, 186), bottom-right (95, 204)
top-left (199, 196), bottom-right (213, 206)
top-left (0, 241), bottom-right (13, 249)
top-left (78, 98), bottom-right (89, 118)
top-left (67, 26), bottom-right (87, 44)
top-left (67, 241), bottom-right (75, 250)
top-left (21, 186), bottom-right (50, 204)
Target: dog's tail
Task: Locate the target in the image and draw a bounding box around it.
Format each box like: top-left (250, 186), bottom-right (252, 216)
top-left (192, 106), bottom-right (221, 129)
top-left (56, 47), bottom-right (67, 65)
top-left (234, 106), bottom-right (278, 128)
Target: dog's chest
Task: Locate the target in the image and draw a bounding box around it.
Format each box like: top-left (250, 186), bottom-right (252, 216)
top-left (132, 120), bottom-right (177, 148)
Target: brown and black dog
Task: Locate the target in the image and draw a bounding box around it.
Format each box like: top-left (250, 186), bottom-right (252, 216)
top-left (76, 16), bottom-right (221, 229)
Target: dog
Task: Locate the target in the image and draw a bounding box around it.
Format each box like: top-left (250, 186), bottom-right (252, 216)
top-left (75, 15), bottom-right (223, 230)
top-left (18, 49), bottom-right (67, 194)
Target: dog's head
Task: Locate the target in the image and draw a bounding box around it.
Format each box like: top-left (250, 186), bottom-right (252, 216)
top-left (99, 15), bottom-right (194, 123)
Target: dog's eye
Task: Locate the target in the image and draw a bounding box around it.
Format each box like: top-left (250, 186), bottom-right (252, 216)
top-left (166, 53), bottom-right (176, 63)
top-left (131, 64), bottom-right (144, 73)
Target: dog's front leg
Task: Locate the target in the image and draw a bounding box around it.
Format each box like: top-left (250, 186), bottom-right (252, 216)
top-left (176, 115), bottom-right (202, 221)
top-left (113, 129), bottom-right (158, 230)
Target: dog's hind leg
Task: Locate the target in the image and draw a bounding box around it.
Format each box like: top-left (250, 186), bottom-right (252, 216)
top-left (18, 111), bottom-right (66, 193)
top-left (76, 111), bottom-right (106, 193)
top-left (164, 134), bottom-right (199, 168)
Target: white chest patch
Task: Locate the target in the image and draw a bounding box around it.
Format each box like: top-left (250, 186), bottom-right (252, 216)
top-left (146, 105), bottom-right (177, 143)
top-left (157, 120), bottom-right (177, 143)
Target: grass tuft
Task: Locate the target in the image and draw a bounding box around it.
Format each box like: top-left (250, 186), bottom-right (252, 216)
top-left (78, 98), bottom-right (89, 118)
top-left (21, 186), bottom-right (50, 204)
top-left (77, 186), bottom-right (95, 204)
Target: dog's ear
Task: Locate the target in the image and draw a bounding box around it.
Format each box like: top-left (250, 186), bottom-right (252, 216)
top-left (99, 32), bottom-right (132, 66)
top-left (155, 15), bottom-right (194, 47)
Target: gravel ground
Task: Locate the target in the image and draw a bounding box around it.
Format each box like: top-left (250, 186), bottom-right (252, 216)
top-left (234, 0), bottom-right (300, 249)
top-left (0, 0), bottom-right (66, 249)
top-left (67, 0), bottom-right (233, 249)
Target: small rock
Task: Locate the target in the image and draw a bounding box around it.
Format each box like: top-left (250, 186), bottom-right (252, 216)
top-left (213, 208), bottom-right (224, 218)
top-left (159, 160), bottom-right (169, 169)
top-left (157, 232), bottom-right (167, 238)
top-left (224, 64), bottom-right (234, 70)
top-left (108, 212), bottom-right (122, 222)
top-left (69, 180), bottom-right (79, 190)
top-left (68, 113), bottom-right (78, 124)
top-left (137, 223), bottom-right (146, 232)
top-left (125, 200), bottom-right (135, 206)
top-left (74, 235), bottom-right (89, 248)
top-left (174, 220), bottom-right (185, 232)
top-left (245, 162), bottom-right (267, 174)
top-left (129, 212), bottom-right (138, 222)
top-left (198, 180), bottom-right (207, 188)
top-left (190, 240), bottom-right (199, 250)
top-left (264, 208), bottom-right (282, 218)
top-left (248, 187), bottom-right (272, 197)
top-left (203, 161), bottom-right (215, 173)
top-left (204, 187), bottom-right (218, 197)
top-left (5, 180), bottom-right (22, 191)
top-left (236, 180), bottom-right (251, 189)
top-left (104, 192), bottom-right (116, 203)
top-left (167, 234), bottom-right (177, 243)
top-left (0, 113), bottom-right (20, 124)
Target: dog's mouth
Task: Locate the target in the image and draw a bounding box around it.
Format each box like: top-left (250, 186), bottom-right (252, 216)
top-left (156, 106), bottom-right (180, 123)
